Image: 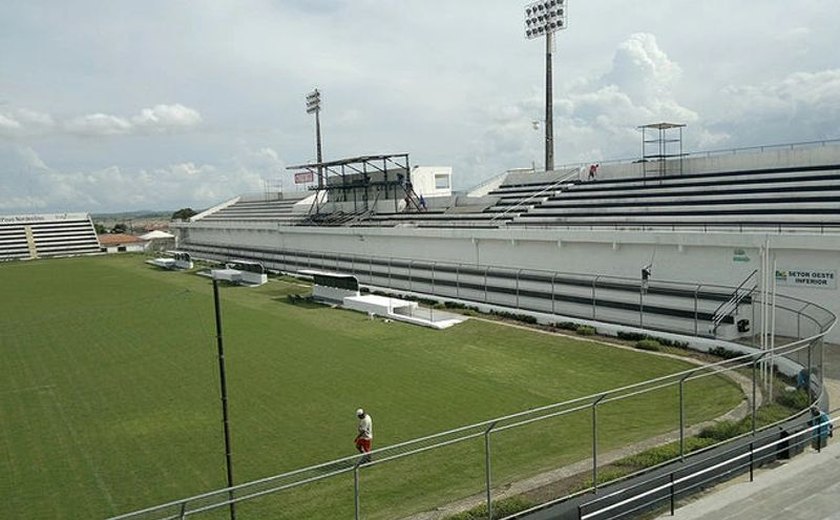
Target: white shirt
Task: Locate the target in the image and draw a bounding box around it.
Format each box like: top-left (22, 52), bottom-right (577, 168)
top-left (358, 414), bottom-right (373, 439)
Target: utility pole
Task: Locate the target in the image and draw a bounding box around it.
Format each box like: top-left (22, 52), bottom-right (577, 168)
top-left (212, 278), bottom-right (236, 520)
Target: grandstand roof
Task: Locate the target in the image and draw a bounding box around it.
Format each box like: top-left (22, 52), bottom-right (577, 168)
top-left (98, 233), bottom-right (146, 246)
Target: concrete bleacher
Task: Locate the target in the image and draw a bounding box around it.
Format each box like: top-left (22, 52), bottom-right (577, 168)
top-left (198, 196), bottom-right (308, 224)
top-left (358, 207), bottom-right (503, 228)
top-left (0, 213), bottom-right (101, 260)
top-left (348, 171), bottom-right (580, 228)
top-left (511, 164), bottom-right (840, 228)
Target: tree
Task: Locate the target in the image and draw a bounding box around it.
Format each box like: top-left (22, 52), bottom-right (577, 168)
top-left (93, 223), bottom-right (107, 234)
top-left (172, 208), bottom-right (197, 221)
top-left (111, 223), bottom-right (128, 234)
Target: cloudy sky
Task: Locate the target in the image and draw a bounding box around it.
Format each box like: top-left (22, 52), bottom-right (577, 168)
top-left (1, 0), bottom-right (839, 214)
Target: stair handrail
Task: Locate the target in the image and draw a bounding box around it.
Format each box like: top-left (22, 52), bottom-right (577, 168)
top-left (489, 167), bottom-right (579, 223)
top-left (711, 269), bottom-right (758, 332)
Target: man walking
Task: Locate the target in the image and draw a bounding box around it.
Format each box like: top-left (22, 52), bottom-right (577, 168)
top-left (355, 408), bottom-right (373, 463)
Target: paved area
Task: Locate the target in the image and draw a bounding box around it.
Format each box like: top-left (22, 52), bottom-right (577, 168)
top-left (658, 435), bottom-right (840, 520)
top-left (660, 343), bottom-right (840, 520)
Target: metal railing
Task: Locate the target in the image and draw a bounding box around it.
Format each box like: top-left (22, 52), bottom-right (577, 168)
top-left (574, 411), bottom-right (839, 520)
top-left (551, 138), bottom-right (840, 172)
top-left (489, 167), bottom-right (579, 223)
top-left (710, 270), bottom-right (757, 333)
top-left (108, 259), bottom-right (834, 520)
top-left (181, 243), bottom-right (835, 341)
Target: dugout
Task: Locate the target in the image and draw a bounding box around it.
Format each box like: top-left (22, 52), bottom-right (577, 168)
top-left (299, 269), bottom-right (361, 303)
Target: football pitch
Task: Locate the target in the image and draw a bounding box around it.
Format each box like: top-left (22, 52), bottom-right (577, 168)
top-left (0, 255), bottom-right (742, 519)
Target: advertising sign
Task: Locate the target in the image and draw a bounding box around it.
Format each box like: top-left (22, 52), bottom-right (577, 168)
top-left (294, 171), bottom-right (314, 184)
top-left (775, 269), bottom-right (836, 289)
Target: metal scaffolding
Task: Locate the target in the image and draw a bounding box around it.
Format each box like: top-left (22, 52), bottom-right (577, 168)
top-left (639, 122), bottom-right (687, 177)
top-left (286, 153), bottom-right (422, 217)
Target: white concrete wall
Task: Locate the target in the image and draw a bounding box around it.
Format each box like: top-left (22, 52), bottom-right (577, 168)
top-left (313, 285), bottom-right (359, 302)
top-left (179, 222), bottom-right (839, 340)
top-left (104, 243), bottom-right (146, 254)
top-left (589, 142), bottom-right (840, 181)
top-left (411, 166), bottom-right (452, 197)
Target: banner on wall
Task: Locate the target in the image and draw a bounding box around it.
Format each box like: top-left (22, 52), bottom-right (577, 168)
top-left (294, 171), bottom-right (314, 184)
top-left (775, 268), bottom-right (836, 289)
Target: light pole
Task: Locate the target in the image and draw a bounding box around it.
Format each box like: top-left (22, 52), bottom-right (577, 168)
top-left (305, 88), bottom-right (324, 188)
top-left (525, 0), bottom-right (567, 173)
top-left (212, 278), bottom-right (236, 520)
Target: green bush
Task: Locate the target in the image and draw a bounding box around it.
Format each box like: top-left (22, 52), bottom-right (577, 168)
top-left (572, 467), bottom-right (630, 493)
top-left (698, 419), bottom-right (749, 441)
top-left (577, 325), bottom-right (596, 336)
top-left (445, 496), bottom-right (534, 520)
top-left (553, 321), bottom-right (580, 332)
top-left (755, 403), bottom-right (798, 424)
top-left (657, 337), bottom-right (690, 349)
top-left (443, 301), bottom-right (468, 310)
top-left (617, 331), bottom-right (689, 349)
top-left (776, 388), bottom-right (810, 410)
top-left (634, 339), bottom-right (661, 352)
top-left (615, 437), bottom-right (716, 468)
top-left (490, 310), bottom-right (538, 324)
top-left (708, 346), bottom-right (744, 360)
top-left (617, 331), bottom-right (647, 342)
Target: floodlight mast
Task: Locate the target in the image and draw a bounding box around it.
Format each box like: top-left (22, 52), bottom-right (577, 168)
top-left (525, 0), bottom-right (567, 173)
top-left (305, 89), bottom-right (324, 188)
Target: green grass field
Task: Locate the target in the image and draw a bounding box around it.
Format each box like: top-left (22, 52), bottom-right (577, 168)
top-left (0, 255), bottom-right (743, 519)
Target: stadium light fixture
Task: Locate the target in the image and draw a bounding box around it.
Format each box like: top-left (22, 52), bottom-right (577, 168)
top-left (305, 88), bottom-right (324, 188)
top-left (524, 0), bottom-right (567, 172)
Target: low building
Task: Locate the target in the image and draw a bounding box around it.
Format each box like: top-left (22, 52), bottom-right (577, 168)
top-left (139, 230), bottom-right (176, 252)
top-left (98, 233), bottom-right (147, 254)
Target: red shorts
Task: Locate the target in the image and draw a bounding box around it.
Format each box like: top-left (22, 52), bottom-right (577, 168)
top-left (355, 437), bottom-right (372, 453)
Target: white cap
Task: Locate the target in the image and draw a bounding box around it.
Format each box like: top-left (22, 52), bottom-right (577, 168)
top-left (356, 408), bottom-right (364, 417)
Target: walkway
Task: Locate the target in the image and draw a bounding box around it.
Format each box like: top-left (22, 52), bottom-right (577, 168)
top-left (657, 425), bottom-right (840, 520)
top-left (658, 354), bottom-right (840, 520)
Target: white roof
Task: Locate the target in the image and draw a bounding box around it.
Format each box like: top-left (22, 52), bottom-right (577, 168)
top-left (139, 230), bottom-right (175, 240)
top-left (298, 269), bottom-right (358, 279)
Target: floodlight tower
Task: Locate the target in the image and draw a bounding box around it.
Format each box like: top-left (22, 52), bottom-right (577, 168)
top-left (525, 0), bottom-right (567, 172)
top-left (305, 88), bottom-right (324, 188)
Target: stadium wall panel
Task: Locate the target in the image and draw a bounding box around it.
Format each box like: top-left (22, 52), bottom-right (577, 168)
top-left (176, 222), bottom-right (840, 341)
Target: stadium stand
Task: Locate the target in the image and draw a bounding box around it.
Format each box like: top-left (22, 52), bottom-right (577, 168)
top-left (0, 213), bottom-right (100, 261)
top-left (513, 164), bottom-right (840, 227)
top-left (350, 170), bottom-right (580, 228)
top-left (197, 194), bottom-right (309, 224)
top-left (175, 140), bottom-right (840, 343)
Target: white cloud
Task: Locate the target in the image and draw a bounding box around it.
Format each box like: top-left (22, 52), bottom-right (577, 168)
top-left (64, 113), bottom-right (133, 136)
top-left (0, 108), bottom-right (55, 137)
top-left (0, 114), bottom-right (23, 135)
top-left (131, 104), bottom-right (203, 130)
top-left (0, 143), bottom-right (269, 213)
top-left (708, 69), bottom-right (840, 145)
top-left (0, 104), bottom-right (202, 139)
top-left (603, 33), bottom-right (683, 105)
top-left (456, 33), bottom-right (700, 184)
top-left (15, 108), bottom-right (55, 128)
